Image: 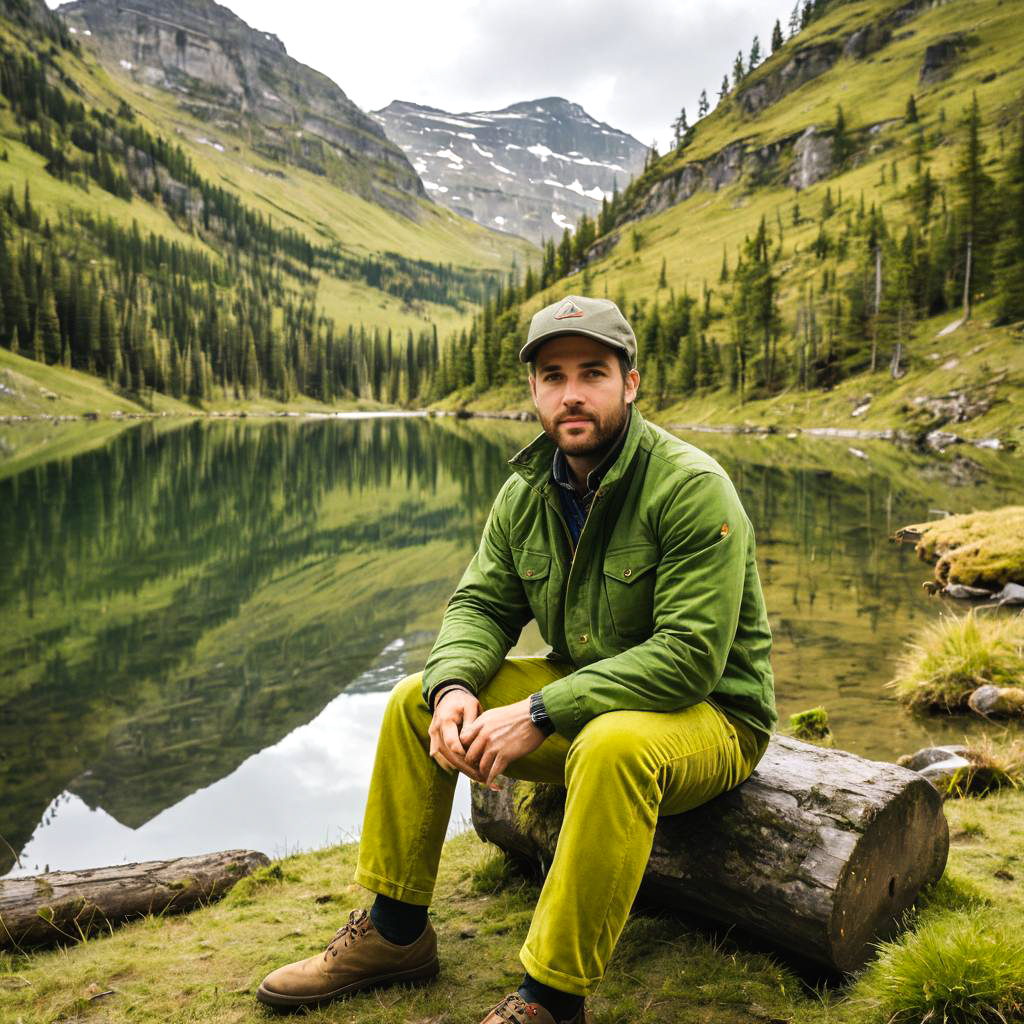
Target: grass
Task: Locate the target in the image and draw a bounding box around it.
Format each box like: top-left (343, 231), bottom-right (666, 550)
top-left (853, 912), bottom-right (1024, 1024)
top-left (4, 789), bottom-right (1024, 1023)
top-left (899, 507), bottom-right (1024, 589)
top-left (888, 609), bottom-right (1024, 711)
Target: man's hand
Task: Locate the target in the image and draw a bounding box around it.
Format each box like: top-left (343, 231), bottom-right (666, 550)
top-left (428, 689), bottom-right (483, 778)
top-left (460, 698), bottom-right (547, 788)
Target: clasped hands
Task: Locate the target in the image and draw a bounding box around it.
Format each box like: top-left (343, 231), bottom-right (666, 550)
top-left (427, 689), bottom-right (546, 790)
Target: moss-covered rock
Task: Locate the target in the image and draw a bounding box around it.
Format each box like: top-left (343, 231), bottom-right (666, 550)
top-left (896, 507), bottom-right (1024, 589)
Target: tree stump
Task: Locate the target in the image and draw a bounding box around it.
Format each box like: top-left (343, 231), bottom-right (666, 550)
top-left (0, 849), bottom-right (269, 949)
top-left (472, 736), bottom-right (948, 973)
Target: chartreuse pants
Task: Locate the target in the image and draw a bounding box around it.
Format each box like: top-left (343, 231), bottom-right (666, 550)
top-left (354, 657), bottom-right (764, 997)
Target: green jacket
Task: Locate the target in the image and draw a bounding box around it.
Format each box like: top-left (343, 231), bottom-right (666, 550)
top-left (422, 406), bottom-right (776, 743)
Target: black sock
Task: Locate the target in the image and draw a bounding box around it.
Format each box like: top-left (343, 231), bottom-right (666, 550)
top-left (369, 893), bottom-right (428, 945)
top-left (518, 973), bottom-right (584, 1022)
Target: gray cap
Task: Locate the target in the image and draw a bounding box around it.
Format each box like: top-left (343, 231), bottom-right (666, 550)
top-left (519, 295), bottom-right (637, 366)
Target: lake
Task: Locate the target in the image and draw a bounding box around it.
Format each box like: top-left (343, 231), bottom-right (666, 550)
top-left (1, 414), bottom-right (1020, 877)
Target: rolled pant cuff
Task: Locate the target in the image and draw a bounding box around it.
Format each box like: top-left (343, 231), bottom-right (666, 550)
top-left (353, 865), bottom-right (433, 907)
top-left (520, 941), bottom-right (595, 998)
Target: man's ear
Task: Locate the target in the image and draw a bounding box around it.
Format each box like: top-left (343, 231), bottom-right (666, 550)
top-left (625, 368), bottom-right (640, 404)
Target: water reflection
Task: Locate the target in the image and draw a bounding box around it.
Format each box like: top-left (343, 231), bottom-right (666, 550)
top-left (0, 417), bottom-right (1020, 876)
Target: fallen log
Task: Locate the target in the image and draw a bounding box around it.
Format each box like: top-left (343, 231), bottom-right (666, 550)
top-left (472, 736), bottom-right (948, 973)
top-left (0, 849), bottom-right (269, 949)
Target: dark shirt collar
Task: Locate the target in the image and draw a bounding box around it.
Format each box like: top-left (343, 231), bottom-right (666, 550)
top-left (551, 406), bottom-right (632, 498)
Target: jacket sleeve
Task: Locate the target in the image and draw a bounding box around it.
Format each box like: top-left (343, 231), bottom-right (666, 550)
top-left (421, 478), bottom-right (533, 705)
top-left (540, 470), bottom-right (750, 739)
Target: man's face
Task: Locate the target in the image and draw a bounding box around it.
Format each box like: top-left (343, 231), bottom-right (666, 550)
top-left (528, 334), bottom-right (640, 459)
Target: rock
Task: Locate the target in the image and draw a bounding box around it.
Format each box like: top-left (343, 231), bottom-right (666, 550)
top-left (925, 430), bottom-right (960, 451)
top-left (996, 583), bottom-right (1024, 606)
top-left (898, 745), bottom-right (968, 772)
top-left (737, 41), bottom-right (842, 116)
top-left (919, 34), bottom-right (967, 85)
top-left (943, 583), bottom-right (995, 600)
top-left (789, 126), bottom-right (834, 190)
top-left (918, 755), bottom-right (973, 793)
top-left (844, 24), bottom-right (892, 59)
top-left (973, 438), bottom-right (1004, 451)
top-left (967, 685), bottom-right (1024, 717)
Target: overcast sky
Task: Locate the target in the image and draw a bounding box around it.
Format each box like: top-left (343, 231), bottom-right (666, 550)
top-left (51, 0), bottom-right (798, 148)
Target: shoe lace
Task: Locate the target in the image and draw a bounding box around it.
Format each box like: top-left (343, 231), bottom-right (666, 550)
top-left (495, 994), bottom-right (539, 1021)
top-left (323, 909), bottom-right (370, 960)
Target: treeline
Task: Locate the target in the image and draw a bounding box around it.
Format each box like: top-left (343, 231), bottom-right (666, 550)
top-left (0, 40), bottom-right (496, 309)
top-left (0, 188), bottom-right (446, 405)
top-left (438, 99), bottom-right (1024, 407)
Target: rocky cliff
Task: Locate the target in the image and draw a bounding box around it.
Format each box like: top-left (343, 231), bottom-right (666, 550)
top-left (56, 0), bottom-right (426, 213)
top-left (373, 97), bottom-right (647, 245)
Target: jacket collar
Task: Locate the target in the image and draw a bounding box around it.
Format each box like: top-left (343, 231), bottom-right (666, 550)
top-left (508, 403), bottom-right (646, 493)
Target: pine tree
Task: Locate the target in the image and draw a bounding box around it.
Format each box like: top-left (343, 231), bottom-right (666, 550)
top-left (698, 90), bottom-right (709, 119)
top-left (658, 257), bottom-right (668, 288)
top-left (833, 105), bottom-right (852, 168)
top-left (956, 93), bottom-right (996, 320)
top-left (672, 107), bottom-right (688, 148)
top-left (788, 1), bottom-right (801, 37)
top-left (771, 19), bottom-right (784, 52)
top-left (995, 117), bottom-right (1024, 324)
top-left (37, 286), bottom-right (60, 363)
top-left (906, 95), bottom-right (918, 124)
top-left (718, 75), bottom-right (730, 104)
top-left (732, 51), bottom-right (745, 89)
top-left (748, 36), bottom-right (762, 72)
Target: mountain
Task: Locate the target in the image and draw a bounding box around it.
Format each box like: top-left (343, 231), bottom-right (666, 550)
top-left (428, 0), bottom-right (1024, 451)
top-left (58, 0), bottom-right (424, 213)
top-left (0, 0), bottom-right (532, 416)
top-left (373, 97), bottom-right (647, 245)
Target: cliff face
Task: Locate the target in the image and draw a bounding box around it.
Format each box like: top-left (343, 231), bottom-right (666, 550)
top-left (57, 0), bottom-right (426, 212)
top-left (374, 97), bottom-right (647, 245)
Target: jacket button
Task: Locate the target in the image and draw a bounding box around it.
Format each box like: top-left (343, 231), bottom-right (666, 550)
top-left (623, 568), bottom-right (632, 578)
top-left (526, 569), bottom-right (534, 577)
top-left (578, 633), bottom-right (588, 643)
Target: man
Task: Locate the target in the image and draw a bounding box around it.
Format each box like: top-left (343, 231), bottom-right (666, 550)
top-left (257, 295), bottom-right (776, 1023)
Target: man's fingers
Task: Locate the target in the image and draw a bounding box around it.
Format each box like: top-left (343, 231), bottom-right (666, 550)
top-left (431, 750), bottom-right (459, 773)
top-left (464, 731), bottom-right (488, 768)
top-left (442, 718), bottom-right (466, 758)
top-left (485, 754), bottom-right (506, 789)
top-left (460, 716), bottom-right (482, 744)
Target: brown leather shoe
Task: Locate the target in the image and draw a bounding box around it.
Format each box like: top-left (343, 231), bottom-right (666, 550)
top-left (256, 908), bottom-right (439, 1008)
top-left (479, 993), bottom-right (589, 1024)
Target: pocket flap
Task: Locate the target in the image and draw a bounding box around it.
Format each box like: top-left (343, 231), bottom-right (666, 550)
top-left (514, 550), bottom-right (551, 581)
top-left (603, 547), bottom-right (659, 585)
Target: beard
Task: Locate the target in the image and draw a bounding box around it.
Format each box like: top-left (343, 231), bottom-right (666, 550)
top-left (538, 390), bottom-right (630, 461)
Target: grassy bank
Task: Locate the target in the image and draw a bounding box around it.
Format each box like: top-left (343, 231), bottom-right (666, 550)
top-left (3, 790), bottom-right (1023, 1023)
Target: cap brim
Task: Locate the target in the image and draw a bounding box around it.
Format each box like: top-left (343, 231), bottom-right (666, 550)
top-left (519, 328), bottom-right (632, 364)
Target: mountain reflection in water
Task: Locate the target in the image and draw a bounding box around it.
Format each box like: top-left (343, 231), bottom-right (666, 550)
top-left (1, 416), bottom-right (1020, 875)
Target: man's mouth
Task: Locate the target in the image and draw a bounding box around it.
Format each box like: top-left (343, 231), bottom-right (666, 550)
top-left (559, 417), bottom-right (593, 427)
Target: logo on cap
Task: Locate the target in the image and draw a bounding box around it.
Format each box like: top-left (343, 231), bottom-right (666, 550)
top-left (552, 299), bottom-right (584, 320)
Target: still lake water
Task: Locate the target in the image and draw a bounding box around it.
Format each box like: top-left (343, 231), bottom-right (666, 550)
top-left (1, 415), bottom-right (1021, 878)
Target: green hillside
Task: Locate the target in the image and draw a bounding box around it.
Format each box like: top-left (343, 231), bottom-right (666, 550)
top-left (435, 0), bottom-right (1024, 451)
top-left (0, 0), bottom-right (532, 416)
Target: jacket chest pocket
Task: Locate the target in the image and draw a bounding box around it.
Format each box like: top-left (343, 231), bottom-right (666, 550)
top-left (512, 548), bottom-right (553, 636)
top-left (602, 546), bottom-right (659, 639)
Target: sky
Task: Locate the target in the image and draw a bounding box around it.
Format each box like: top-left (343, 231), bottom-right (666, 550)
top-left (49, 0), bottom-right (799, 150)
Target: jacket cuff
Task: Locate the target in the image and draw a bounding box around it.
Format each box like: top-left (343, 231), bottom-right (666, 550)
top-left (540, 678), bottom-right (582, 739)
top-left (426, 680), bottom-right (472, 712)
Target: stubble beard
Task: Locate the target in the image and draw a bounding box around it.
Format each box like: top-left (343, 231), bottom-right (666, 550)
top-left (540, 388), bottom-right (630, 461)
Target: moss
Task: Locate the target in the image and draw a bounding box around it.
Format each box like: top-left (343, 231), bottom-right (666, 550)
top-left (511, 780), bottom-right (567, 844)
top-left (898, 507), bottom-right (1024, 589)
top-left (223, 862), bottom-right (284, 905)
top-left (788, 705), bottom-right (834, 744)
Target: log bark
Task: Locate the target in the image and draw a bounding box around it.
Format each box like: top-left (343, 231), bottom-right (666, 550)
top-left (0, 849), bottom-right (269, 949)
top-left (472, 736), bottom-right (948, 973)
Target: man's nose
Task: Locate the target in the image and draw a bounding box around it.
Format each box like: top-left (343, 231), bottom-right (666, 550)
top-left (561, 376), bottom-right (586, 406)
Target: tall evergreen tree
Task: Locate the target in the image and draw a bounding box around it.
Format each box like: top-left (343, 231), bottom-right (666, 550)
top-left (771, 19), bottom-right (784, 52)
top-left (995, 117), bottom-right (1024, 323)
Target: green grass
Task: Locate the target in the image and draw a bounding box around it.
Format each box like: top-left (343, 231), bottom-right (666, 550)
top-left (853, 911), bottom-right (1024, 1024)
top-left (4, 789), bottom-right (1024, 1023)
top-left (788, 706), bottom-right (833, 743)
top-left (888, 610), bottom-right (1024, 711)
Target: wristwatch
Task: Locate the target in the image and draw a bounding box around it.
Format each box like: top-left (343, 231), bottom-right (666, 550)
top-left (529, 692), bottom-right (555, 737)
